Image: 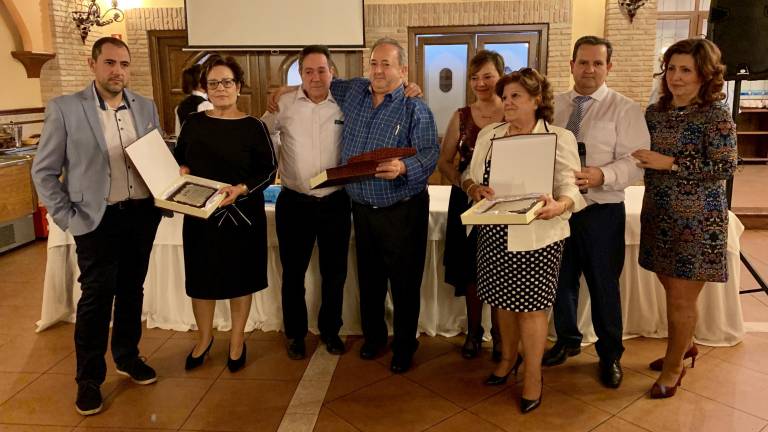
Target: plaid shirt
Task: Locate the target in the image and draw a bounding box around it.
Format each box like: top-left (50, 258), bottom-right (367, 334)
top-left (330, 78), bottom-right (438, 207)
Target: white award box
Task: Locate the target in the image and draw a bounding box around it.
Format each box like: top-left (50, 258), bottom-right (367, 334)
top-left (125, 129), bottom-right (228, 219)
top-left (461, 133), bottom-right (557, 225)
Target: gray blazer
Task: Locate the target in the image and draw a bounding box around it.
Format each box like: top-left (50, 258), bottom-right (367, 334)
top-left (31, 83), bottom-right (161, 236)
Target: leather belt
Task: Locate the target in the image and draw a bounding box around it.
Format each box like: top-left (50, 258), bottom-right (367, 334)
top-left (109, 197), bottom-right (153, 210)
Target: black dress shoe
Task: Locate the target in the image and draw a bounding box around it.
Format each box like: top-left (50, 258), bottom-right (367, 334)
top-left (599, 359), bottom-right (623, 388)
top-left (542, 342), bottom-right (581, 367)
top-left (185, 337), bottom-right (213, 370)
top-left (359, 341), bottom-right (383, 360)
top-left (227, 344), bottom-right (246, 373)
top-left (520, 377), bottom-right (543, 414)
top-left (485, 354), bottom-right (523, 385)
top-left (320, 334), bottom-right (345, 355)
top-left (286, 338), bottom-right (306, 360)
top-left (390, 353), bottom-right (413, 373)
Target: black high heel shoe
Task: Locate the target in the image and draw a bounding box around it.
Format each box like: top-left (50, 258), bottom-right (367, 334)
top-left (485, 354), bottom-right (523, 385)
top-left (461, 328), bottom-right (484, 359)
top-left (520, 377), bottom-right (543, 414)
top-left (227, 343), bottom-right (247, 373)
top-left (185, 338), bottom-right (214, 371)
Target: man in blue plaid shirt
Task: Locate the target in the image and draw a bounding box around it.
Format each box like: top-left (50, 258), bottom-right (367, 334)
top-left (329, 37), bottom-right (438, 373)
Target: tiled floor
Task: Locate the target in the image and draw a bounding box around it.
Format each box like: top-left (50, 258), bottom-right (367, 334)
top-left (733, 165), bottom-right (768, 209)
top-left (0, 231), bottom-right (766, 432)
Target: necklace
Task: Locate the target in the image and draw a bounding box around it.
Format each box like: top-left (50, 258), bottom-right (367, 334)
top-left (506, 124), bottom-right (534, 136)
top-left (473, 103), bottom-right (502, 120)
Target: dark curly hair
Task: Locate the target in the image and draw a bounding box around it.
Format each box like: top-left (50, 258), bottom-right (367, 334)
top-left (199, 55), bottom-right (247, 91)
top-left (495, 67), bottom-right (554, 123)
top-left (655, 38), bottom-right (726, 110)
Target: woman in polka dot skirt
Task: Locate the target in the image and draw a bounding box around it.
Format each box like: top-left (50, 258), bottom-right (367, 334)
top-left (461, 68), bottom-right (586, 414)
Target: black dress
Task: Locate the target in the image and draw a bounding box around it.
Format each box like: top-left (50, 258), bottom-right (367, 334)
top-left (443, 107), bottom-right (501, 295)
top-left (174, 112), bottom-right (277, 299)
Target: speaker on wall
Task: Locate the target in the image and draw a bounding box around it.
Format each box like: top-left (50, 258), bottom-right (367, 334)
top-left (707, 0), bottom-right (768, 81)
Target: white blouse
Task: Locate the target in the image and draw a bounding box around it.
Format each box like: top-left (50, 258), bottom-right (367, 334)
top-left (463, 119), bottom-right (586, 251)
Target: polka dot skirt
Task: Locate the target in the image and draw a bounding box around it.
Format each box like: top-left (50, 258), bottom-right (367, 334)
top-left (476, 224), bottom-right (565, 312)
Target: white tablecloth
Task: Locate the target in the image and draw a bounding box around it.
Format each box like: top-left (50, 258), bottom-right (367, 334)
top-left (37, 186), bottom-right (745, 346)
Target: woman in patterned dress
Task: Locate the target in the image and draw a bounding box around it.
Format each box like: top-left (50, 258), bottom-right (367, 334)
top-left (461, 68), bottom-right (585, 413)
top-left (438, 50), bottom-right (505, 359)
top-left (633, 38), bottom-right (737, 399)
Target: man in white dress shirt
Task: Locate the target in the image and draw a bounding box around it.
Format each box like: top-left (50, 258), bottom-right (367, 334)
top-left (543, 36), bottom-right (650, 388)
top-left (262, 45), bottom-right (349, 359)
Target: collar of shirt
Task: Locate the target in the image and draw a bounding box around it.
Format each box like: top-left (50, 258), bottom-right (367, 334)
top-left (191, 90), bottom-right (208, 99)
top-left (92, 81), bottom-right (130, 111)
top-left (488, 118), bottom-right (550, 140)
top-left (366, 82), bottom-right (405, 104)
top-left (568, 83), bottom-right (608, 103)
top-left (295, 87), bottom-right (337, 105)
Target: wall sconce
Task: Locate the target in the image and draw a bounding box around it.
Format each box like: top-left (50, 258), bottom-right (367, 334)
top-left (618, 0), bottom-right (647, 23)
top-left (72, 0), bottom-right (125, 44)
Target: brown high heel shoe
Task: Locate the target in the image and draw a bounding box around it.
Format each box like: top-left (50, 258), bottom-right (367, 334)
top-left (649, 345), bottom-right (698, 371)
top-left (650, 367), bottom-right (686, 399)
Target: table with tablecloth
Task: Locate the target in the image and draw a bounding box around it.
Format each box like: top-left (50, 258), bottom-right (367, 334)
top-left (37, 185), bottom-right (745, 346)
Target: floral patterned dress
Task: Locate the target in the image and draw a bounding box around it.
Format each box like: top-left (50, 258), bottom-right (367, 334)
top-left (639, 101), bottom-right (737, 282)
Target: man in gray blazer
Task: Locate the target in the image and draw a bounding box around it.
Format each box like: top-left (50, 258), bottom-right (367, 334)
top-left (32, 37), bottom-right (163, 416)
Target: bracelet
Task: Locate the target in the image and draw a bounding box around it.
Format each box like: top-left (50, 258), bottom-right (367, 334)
top-left (465, 183), bottom-right (478, 195)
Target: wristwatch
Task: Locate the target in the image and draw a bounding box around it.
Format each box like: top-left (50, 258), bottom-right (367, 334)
top-left (240, 184), bottom-right (249, 195)
top-left (670, 163), bottom-right (679, 172)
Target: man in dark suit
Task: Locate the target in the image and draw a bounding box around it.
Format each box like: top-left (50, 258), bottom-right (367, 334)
top-left (32, 37), bottom-right (163, 416)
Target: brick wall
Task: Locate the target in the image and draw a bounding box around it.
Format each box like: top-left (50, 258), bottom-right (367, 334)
top-left (604, 0), bottom-right (658, 105)
top-left (39, 2), bottom-right (185, 104)
top-left (40, 0), bottom-right (114, 103)
top-left (364, 0), bottom-right (573, 94)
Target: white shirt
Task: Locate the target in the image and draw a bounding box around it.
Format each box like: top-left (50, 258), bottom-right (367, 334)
top-left (553, 84), bottom-right (650, 205)
top-left (261, 89), bottom-right (344, 197)
top-left (464, 120), bottom-right (587, 251)
top-left (92, 84), bottom-right (150, 203)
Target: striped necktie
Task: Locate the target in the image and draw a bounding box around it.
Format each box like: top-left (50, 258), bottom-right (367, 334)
top-left (565, 95), bottom-right (591, 140)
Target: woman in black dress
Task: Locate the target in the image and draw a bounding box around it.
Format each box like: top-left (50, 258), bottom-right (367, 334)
top-left (438, 50), bottom-right (505, 359)
top-left (175, 56), bottom-right (277, 372)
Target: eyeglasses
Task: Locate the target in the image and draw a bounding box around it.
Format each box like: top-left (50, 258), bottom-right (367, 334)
top-left (206, 78), bottom-right (236, 89)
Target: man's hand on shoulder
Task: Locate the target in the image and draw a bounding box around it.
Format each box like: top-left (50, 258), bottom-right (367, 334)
top-left (403, 81), bottom-right (423, 98)
top-left (266, 85), bottom-right (298, 113)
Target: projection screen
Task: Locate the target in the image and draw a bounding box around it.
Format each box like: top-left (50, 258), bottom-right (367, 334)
top-left (184, 0), bottom-right (365, 49)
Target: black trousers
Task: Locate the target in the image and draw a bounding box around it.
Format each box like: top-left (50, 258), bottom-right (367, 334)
top-left (553, 202), bottom-right (626, 361)
top-left (351, 189), bottom-right (429, 356)
top-left (72, 199), bottom-right (161, 385)
top-left (275, 188), bottom-right (351, 340)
